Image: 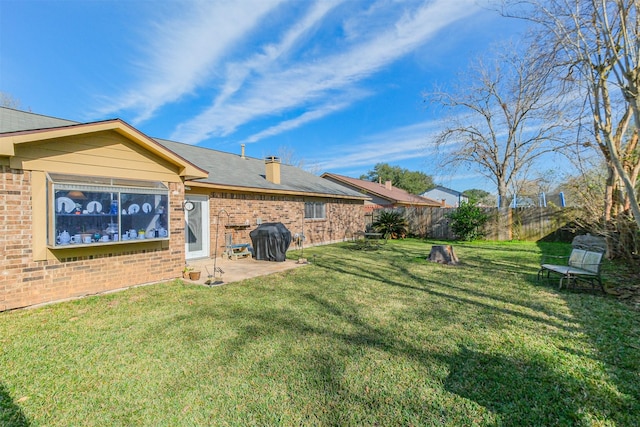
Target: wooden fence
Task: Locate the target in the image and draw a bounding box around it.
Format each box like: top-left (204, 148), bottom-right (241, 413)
top-left (372, 206), bottom-right (577, 242)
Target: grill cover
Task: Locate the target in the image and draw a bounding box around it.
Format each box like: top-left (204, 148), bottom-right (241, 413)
top-left (249, 222), bottom-right (292, 262)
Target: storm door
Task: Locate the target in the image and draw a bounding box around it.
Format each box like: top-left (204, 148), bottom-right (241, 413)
top-left (184, 196), bottom-right (209, 259)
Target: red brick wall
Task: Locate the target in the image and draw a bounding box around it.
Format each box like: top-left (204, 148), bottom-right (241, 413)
top-left (0, 166), bottom-right (185, 311)
top-left (0, 164), bottom-right (364, 311)
top-left (207, 192), bottom-right (364, 257)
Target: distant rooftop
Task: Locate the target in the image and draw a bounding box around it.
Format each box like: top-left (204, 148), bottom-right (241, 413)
top-left (321, 173), bottom-right (441, 206)
top-left (424, 185), bottom-right (466, 197)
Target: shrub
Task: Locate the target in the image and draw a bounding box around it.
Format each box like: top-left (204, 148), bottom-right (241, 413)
top-left (372, 210), bottom-right (408, 239)
top-left (448, 202), bottom-right (488, 241)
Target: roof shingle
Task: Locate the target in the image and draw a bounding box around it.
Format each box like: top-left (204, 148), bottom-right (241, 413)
top-left (321, 173), bottom-right (441, 206)
top-left (0, 107), bottom-right (78, 133)
top-left (156, 138), bottom-right (365, 198)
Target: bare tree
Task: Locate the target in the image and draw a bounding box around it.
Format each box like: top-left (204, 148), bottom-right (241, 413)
top-left (556, 159), bottom-right (608, 222)
top-left (425, 43), bottom-right (571, 207)
top-left (272, 145), bottom-right (303, 167)
top-left (263, 145), bottom-right (323, 175)
top-left (503, 0), bottom-right (640, 229)
top-left (0, 92), bottom-right (22, 109)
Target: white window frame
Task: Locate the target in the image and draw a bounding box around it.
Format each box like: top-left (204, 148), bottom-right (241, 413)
top-left (47, 173), bottom-right (169, 247)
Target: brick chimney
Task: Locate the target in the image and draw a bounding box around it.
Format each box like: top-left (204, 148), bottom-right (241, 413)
top-left (265, 156), bottom-right (281, 184)
top-left (385, 180), bottom-right (392, 190)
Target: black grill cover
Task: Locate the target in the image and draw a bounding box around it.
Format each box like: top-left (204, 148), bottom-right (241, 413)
top-left (249, 222), bottom-right (292, 262)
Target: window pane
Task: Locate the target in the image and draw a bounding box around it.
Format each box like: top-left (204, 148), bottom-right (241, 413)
top-left (318, 203), bottom-right (326, 219)
top-left (52, 189), bottom-right (117, 245)
top-left (186, 202), bottom-right (203, 251)
top-left (304, 202), bottom-right (325, 219)
top-left (120, 193), bottom-right (168, 240)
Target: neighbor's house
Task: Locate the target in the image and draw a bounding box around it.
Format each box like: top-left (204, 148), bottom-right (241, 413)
top-left (321, 173), bottom-right (442, 213)
top-left (422, 185), bottom-right (468, 208)
top-left (0, 108), bottom-right (366, 311)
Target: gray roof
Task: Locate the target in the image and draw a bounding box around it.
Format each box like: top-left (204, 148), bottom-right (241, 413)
top-left (156, 138), bottom-right (365, 198)
top-left (425, 185), bottom-right (466, 197)
top-left (0, 107), bottom-right (364, 199)
top-left (0, 107), bottom-right (78, 132)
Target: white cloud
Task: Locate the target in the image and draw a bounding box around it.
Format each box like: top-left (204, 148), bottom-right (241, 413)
top-left (170, 0), bottom-right (480, 144)
top-left (240, 96), bottom-right (359, 144)
top-left (214, 0), bottom-right (344, 109)
top-left (97, 0), bottom-right (286, 123)
top-left (314, 120), bottom-right (444, 170)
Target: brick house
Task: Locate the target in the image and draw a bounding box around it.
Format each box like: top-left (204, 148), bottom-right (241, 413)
top-left (321, 173), bottom-right (442, 212)
top-left (0, 108), bottom-right (366, 311)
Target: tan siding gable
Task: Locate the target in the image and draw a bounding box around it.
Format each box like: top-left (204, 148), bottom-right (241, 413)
top-left (10, 130), bottom-right (182, 182)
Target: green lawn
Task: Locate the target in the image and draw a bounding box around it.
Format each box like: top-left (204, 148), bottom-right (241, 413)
top-left (1, 240), bottom-right (639, 426)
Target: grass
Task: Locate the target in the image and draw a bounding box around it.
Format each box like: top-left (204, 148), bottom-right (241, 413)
top-left (1, 239), bottom-right (639, 426)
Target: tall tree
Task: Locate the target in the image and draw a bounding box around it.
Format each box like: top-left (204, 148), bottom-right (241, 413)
top-left (360, 163), bottom-right (435, 195)
top-left (273, 145), bottom-right (303, 167)
top-left (555, 161), bottom-right (608, 223)
top-left (264, 145), bottom-right (321, 174)
top-left (503, 0), bottom-right (640, 229)
top-left (0, 92), bottom-right (23, 109)
top-left (425, 42), bottom-right (571, 207)
top-left (463, 189), bottom-right (496, 206)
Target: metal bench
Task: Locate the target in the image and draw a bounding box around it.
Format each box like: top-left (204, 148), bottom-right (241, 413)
top-left (537, 248), bottom-right (605, 292)
top-left (224, 233), bottom-right (252, 260)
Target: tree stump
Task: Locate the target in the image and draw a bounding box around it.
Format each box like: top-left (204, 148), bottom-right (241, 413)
top-left (428, 245), bottom-right (459, 265)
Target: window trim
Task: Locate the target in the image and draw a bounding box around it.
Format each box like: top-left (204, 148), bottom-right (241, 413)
top-left (46, 173), bottom-right (170, 248)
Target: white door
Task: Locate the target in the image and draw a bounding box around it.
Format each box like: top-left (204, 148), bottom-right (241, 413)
top-left (185, 196), bottom-right (209, 259)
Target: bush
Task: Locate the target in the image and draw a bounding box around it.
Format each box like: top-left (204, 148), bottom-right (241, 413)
top-left (448, 202), bottom-right (488, 241)
top-left (372, 210), bottom-right (408, 239)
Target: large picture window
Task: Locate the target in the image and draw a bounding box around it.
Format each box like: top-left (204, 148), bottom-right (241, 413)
top-left (47, 173), bottom-right (169, 247)
top-left (304, 202), bottom-right (326, 219)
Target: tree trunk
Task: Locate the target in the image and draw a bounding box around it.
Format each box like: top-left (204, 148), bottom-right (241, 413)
top-left (428, 245), bottom-right (459, 265)
top-left (498, 180), bottom-right (508, 208)
top-left (623, 97), bottom-right (640, 228)
top-left (607, 141), bottom-right (640, 227)
top-left (604, 164), bottom-right (616, 221)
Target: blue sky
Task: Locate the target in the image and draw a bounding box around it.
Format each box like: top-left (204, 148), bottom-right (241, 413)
top-left (1, 0), bottom-right (528, 193)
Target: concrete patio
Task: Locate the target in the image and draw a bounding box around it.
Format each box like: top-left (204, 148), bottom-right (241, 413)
top-left (183, 255), bottom-right (309, 286)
